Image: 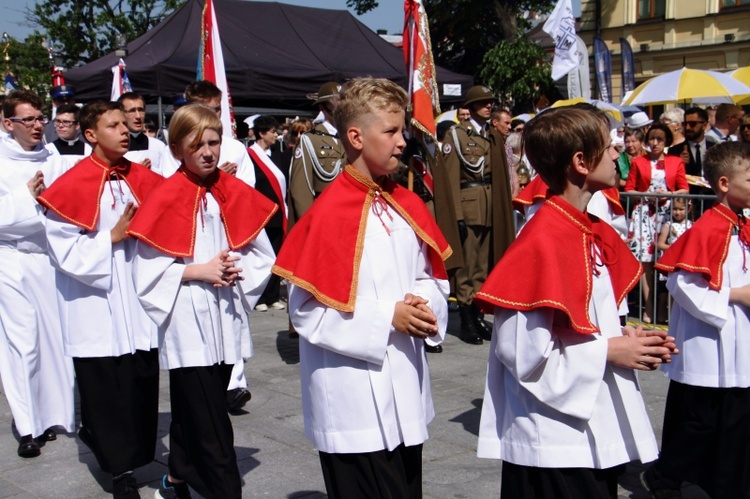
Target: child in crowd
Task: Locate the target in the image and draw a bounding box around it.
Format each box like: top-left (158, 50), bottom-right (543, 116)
top-left (475, 107), bottom-right (676, 499)
top-left (273, 78), bottom-right (451, 498)
top-left (38, 101), bottom-right (163, 498)
top-left (644, 142), bottom-right (750, 499)
top-left (128, 104), bottom-right (276, 499)
top-left (654, 197), bottom-right (692, 323)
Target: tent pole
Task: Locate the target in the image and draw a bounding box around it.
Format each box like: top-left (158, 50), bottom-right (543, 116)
top-left (157, 95), bottom-right (164, 132)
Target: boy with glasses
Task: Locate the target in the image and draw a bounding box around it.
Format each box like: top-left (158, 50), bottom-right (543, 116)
top-left (45, 103), bottom-right (91, 168)
top-left (0, 89), bottom-right (75, 458)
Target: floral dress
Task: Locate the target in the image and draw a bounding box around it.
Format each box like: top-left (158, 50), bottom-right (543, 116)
top-left (628, 159), bottom-right (670, 262)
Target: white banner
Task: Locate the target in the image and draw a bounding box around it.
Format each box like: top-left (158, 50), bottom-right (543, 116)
top-left (543, 0), bottom-right (579, 81)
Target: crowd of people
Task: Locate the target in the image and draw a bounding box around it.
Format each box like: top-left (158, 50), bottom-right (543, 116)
top-left (0, 76), bottom-right (748, 499)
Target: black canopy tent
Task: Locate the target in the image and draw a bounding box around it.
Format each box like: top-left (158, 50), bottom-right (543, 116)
top-left (64, 0), bottom-right (473, 111)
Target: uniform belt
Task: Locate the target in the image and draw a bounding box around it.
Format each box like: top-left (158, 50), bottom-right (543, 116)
top-left (460, 177), bottom-right (491, 189)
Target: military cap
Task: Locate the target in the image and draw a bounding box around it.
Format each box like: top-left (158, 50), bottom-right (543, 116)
top-left (312, 82), bottom-right (342, 106)
top-left (463, 85), bottom-right (497, 107)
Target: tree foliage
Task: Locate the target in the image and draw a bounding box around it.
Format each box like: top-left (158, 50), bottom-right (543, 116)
top-left (3, 34), bottom-right (54, 104)
top-left (480, 37), bottom-right (552, 109)
top-left (27, 0), bottom-right (185, 68)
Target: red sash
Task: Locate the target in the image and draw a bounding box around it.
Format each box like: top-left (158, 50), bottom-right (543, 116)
top-left (247, 146), bottom-right (287, 233)
top-left (38, 154), bottom-right (162, 231)
top-left (475, 196), bottom-right (641, 334)
top-left (273, 165), bottom-right (451, 312)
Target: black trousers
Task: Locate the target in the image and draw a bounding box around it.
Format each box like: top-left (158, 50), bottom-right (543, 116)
top-left (319, 443), bottom-right (423, 499)
top-left (74, 349), bottom-right (159, 475)
top-left (500, 461), bottom-right (624, 499)
top-left (258, 226), bottom-right (284, 306)
top-left (654, 380), bottom-right (750, 499)
top-left (168, 363), bottom-right (241, 499)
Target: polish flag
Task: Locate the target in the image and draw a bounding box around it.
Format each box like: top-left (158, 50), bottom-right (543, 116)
top-left (198, 0), bottom-right (236, 137)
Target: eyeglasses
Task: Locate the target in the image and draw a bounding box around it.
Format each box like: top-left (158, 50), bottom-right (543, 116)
top-left (8, 116), bottom-right (48, 127)
top-left (54, 119), bottom-right (77, 127)
top-left (683, 120), bottom-right (706, 128)
top-left (740, 124), bottom-right (750, 130)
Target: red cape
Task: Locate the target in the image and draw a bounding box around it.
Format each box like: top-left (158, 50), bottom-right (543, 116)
top-left (38, 154), bottom-right (163, 231)
top-left (655, 203), bottom-right (749, 290)
top-left (127, 167), bottom-right (278, 257)
top-left (475, 196), bottom-right (641, 334)
top-left (272, 165), bottom-right (452, 313)
top-left (513, 175), bottom-right (624, 216)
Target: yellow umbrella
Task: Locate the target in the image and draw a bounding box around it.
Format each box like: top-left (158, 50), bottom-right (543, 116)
top-left (622, 68), bottom-right (750, 106)
top-left (728, 67), bottom-right (750, 86)
top-left (550, 97), bottom-right (623, 122)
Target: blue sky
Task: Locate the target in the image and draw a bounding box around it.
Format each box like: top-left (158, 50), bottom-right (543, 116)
top-left (0, 0), bottom-right (581, 43)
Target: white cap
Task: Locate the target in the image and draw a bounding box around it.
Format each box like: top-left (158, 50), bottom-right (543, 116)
top-left (628, 111), bottom-right (653, 129)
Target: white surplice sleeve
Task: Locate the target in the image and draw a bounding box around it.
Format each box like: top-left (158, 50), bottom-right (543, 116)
top-left (496, 307), bottom-right (608, 421)
top-left (412, 240), bottom-right (449, 345)
top-left (46, 211), bottom-right (113, 290)
top-left (232, 140), bottom-right (256, 187)
top-left (0, 184), bottom-right (45, 240)
top-left (667, 270), bottom-right (729, 330)
top-left (236, 229), bottom-right (275, 311)
top-left (133, 242), bottom-right (186, 327)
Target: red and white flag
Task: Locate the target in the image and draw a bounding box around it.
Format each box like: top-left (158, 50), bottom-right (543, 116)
top-left (198, 0), bottom-right (236, 137)
top-left (403, 0), bottom-right (440, 142)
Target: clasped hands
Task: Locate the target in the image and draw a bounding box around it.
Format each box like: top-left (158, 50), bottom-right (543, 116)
top-left (392, 293), bottom-right (438, 340)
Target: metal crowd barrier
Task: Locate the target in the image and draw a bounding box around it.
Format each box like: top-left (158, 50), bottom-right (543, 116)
top-left (619, 191), bottom-right (716, 326)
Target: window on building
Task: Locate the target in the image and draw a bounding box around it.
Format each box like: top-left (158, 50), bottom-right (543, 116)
top-left (638, 0), bottom-right (666, 19)
top-left (722, 0), bottom-right (750, 7)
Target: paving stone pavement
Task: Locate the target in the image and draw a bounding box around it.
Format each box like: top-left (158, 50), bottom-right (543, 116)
top-left (0, 308), bottom-right (708, 498)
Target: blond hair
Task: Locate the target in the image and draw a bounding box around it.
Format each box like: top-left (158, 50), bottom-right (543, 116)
top-left (333, 78), bottom-right (408, 147)
top-left (168, 104), bottom-right (222, 157)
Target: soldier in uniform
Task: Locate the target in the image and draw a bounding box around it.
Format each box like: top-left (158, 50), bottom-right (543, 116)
top-left (287, 82), bottom-right (347, 228)
top-left (441, 85), bottom-right (515, 345)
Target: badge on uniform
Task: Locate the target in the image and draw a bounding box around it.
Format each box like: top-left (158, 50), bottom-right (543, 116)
top-left (443, 143), bottom-right (452, 154)
top-left (295, 147), bottom-right (302, 159)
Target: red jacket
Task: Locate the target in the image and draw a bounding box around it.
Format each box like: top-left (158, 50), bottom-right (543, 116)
top-left (624, 154), bottom-right (688, 193)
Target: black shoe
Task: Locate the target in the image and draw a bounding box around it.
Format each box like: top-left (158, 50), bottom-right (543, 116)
top-left (459, 305), bottom-right (483, 345)
top-left (17, 435), bottom-right (40, 458)
top-left (471, 303), bottom-right (493, 341)
top-left (640, 468), bottom-right (682, 499)
top-left (40, 427), bottom-right (57, 442)
top-left (424, 342), bottom-right (443, 353)
top-left (112, 471), bottom-right (140, 499)
top-left (226, 387), bottom-right (252, 411)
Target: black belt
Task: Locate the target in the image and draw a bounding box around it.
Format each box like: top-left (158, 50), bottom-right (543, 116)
top-left (460, 177), bottom-right (491, 189)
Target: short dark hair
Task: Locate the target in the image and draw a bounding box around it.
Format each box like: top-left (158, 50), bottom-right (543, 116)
top-left (117, 92), bottom-right (144, 105)
top-left (523, 107), bottom-right (609, 195)
top-left (3, 90), bottom-right (43, 118)
top-left (79, 101), bottom-right (124, 134)
top-left (646, 123), bottom-right (674, 147)
top-left (436, 121), bottom-right (453, 142)
top-left (185, 81), bottom-right (222, 103)
top-left (55, 104), bottom-right (80, 118)
top-left (684, 107), bottom-right (709, 123)
top-left (252, 115), bottom-right (279, 135)
top-left (704, 141), bottom-right (750, 191)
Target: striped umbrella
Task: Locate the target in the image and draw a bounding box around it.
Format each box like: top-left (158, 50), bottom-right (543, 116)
top-left (622, 68), bottom-right (750, 106)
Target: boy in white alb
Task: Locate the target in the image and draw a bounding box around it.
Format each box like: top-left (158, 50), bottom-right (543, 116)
top-left (0, 90), bottom-right (74, 459)
top-left (475, 107), bottom-right (676, 498)
top-left (117, 92), bottom-right (166, 174)
top-left (644, 141), bottom-right (750, 499)
top-left (273, 78), bottom-right (451, 498)
top-left (128, 104), bottom-right (276, 499)
top-left (38, 101), bottom-right (163, 498)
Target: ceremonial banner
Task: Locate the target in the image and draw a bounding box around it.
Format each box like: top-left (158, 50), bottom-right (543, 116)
top-left (619, 37), bottom-right (636, 102)
top-left (110, 58), bottom-right (133, 101)
top-left (198, 0), bottom-right (236, 137)
top-left (567, 36), bottom-right (591, 99)
top-left (543, 0), bottom-right (579, 81)
top-left (404, 0), bottom-right (440, 141)
top-left (593, 37), bottom-right (613, 103)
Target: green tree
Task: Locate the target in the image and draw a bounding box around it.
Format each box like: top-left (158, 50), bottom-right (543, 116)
top-left (3, 33), bottom-right (54, 103)
top-left (27, 0), bottom-right (185, 68)
top-left (480, 37), bottom-right (552, 109)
